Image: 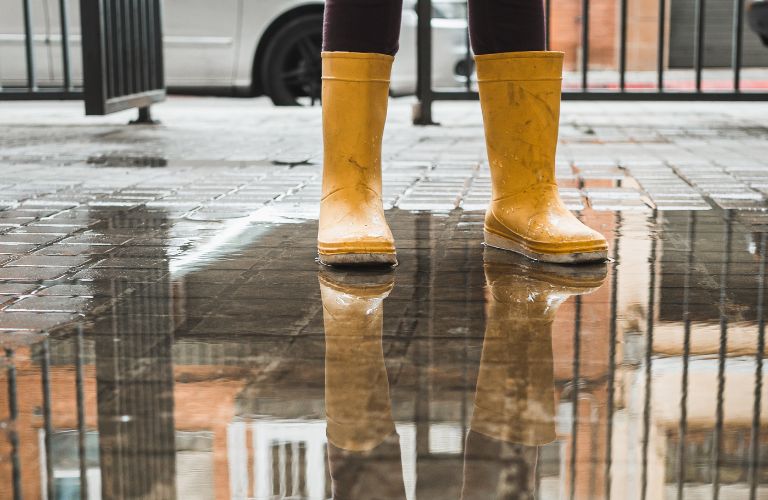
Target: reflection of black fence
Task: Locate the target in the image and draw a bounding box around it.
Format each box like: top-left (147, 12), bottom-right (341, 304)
top-left (3, 212), bottom-right (767, 498)
top-left (414, 0), bottom-right (768, 125)
top-left (0, 0), bottom-right (165, 117)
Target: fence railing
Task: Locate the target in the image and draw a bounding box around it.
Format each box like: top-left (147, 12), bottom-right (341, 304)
top-left (0, 0), bottom-right (165, 118)
top-left (0, 0), bottom-right (81, 100)
top-left (414, 0), bottom-right (768, 125)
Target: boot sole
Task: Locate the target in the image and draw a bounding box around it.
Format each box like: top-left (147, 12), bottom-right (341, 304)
top-left (318, 252), bottom-right (398, 267)
top-left (484, 231), bottom-right (607, 264)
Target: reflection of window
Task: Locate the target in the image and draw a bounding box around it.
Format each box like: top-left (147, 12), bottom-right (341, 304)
top-left (44, 430), bottom-right (100, 500)
top-left (665, 428), bottom-right (768, 485)
top-left (228, 420), bottom-right (328, 500)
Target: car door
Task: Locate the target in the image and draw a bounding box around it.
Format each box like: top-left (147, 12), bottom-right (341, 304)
top-left (0, 0), bottom-right (53, 88)
top-left (162, 0), bottom-right (241, 87)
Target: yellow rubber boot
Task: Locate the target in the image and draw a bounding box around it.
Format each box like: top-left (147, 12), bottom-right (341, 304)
top-left (470, 249), bottom-right (607, 445)
top-left (476, 51), bottom-right (608, 264)
top-left (318, 52), bottom-right (397, 267)
top-left (320, 271), bottom-right (397, 452)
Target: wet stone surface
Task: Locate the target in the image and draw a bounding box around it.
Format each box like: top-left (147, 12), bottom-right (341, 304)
top-left (1, 99), bottom-right (768, 499)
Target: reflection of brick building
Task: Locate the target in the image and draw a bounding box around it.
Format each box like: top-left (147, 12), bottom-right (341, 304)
top-left (2, 208), bottom-right (767, 499)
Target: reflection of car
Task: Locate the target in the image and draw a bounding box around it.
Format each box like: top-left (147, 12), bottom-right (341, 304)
top-left (0, 0), bottom-right (469, 105)
top-left (749, 0), bottom-right (768, 45)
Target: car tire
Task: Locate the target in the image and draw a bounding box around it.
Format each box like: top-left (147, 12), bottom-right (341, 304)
top-left (260, 14), bottom-right (324, 106)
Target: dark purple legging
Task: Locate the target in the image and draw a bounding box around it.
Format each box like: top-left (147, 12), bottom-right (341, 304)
top-left (322, 0), bottom-right (545, 56)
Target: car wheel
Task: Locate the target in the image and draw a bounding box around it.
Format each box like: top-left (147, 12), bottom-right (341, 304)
top-left (261, 14), bottom-right (323, 106)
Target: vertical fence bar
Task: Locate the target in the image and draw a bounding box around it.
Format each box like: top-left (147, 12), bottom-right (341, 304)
top-left (545, 0), bottom-right (552, 51)
top-left (40, 339), bottom-right (55, 500)
top-left (581, 0), bottom-right (590, 89)
top-left (605, 214), bottom-right (621, 500)
top-left (713, 214), bottom-right (733, 500)
top-left (133, 0), bottom-right (142, 94)
top-left (748, 233), bottom-right (766, 500)
top-left (153, 0), bottom-right (164, 89)
top-left (676, 212), bottom-right (696, 500)
top-left (5, 349), bottom-right (22, 500)
top-left (657, 0), bottom-right (667, 90)
top-left (694, 0), bottom-right (706, 91)
top-left (641, 213), bottom-right (658, 500)
top-left (569, 296), bottom-right (582, 500)
top-left (619, 0), bottom-right (628, 90)
top-left (463, 18), bottom-right (472, 92)
top-left (22, 0), bottom-right (37, 90)
top-left (58, 0), bottom-right (73, 90)
top-left (414, 0), bottom-right (435, 125)
top-left (732, 0), bottom-right (745, 91)
top-left (76, 325), bottom-right (89, 500)
top-left (140, 0), bottom-right (150, 91)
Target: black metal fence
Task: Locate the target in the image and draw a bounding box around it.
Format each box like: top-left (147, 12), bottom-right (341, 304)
top-left (0, 0), bottom-right (165, 117)
top-left (80, 0), bottom-right (165, 115)
top-left (414, 0), bottom-right (768, 125)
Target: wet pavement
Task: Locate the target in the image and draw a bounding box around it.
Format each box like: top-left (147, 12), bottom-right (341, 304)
top-left (1, 98), bottom-right (768, 499)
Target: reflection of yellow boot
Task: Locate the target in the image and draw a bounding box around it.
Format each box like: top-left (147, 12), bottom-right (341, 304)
top-left (320, 270), bottom-right (407, 500)
top-left (462, 250), bottom-right (606, 499)
top-left (320, 271), bottom-right (397, 451)
top-left (476, 52), bottom-right (608, 264)
top-left (472, 249), bottom-right (607, 445)
top-left (317, 52), bottom-right (397, 267)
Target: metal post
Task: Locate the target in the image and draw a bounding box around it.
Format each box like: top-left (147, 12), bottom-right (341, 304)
top-left (581, 0), bottom-right (590, 89)
top-left (546, 0), bottom-right (552, 50)
top-left (657, 0), bottom-right (667, 90)
top-left (732, 0), bottom-right (745, 91)
top-left (22, 0), bottom-right (37, 90)
top-left (413, 0), bottom-right (437, 125)
top-left (59, 0), bottom-right (73, 90)
top-left (129, 105), bottom-right (159, 125)
top-left (619, 0), bottom-right (628, 90)
top-left (694, 0), bottom-right (706, 91)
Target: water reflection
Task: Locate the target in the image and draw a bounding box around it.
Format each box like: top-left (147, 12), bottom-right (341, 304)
top-left (1, 209), bottom-right (768, 499)
top-left (320, 271), bottom-right (406, 499)
top-left (464, 253), bottom-right (606, 500)
top-left (318, 252), bottom-right (607, 500)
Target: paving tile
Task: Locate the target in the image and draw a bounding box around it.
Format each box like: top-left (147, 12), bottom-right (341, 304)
top-left (0, 267), bottom-right (69, 281)
top-left (5, 296), bottom-right (101, 312)
top-left (0, 311), bottom-right (77, 330)
top-left (8, 255), bottom-right (93, 267)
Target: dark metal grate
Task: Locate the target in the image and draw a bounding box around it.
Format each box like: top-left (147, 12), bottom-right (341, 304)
top-left (413, 0), bottom-right (768, 125)
top-left (0, 0), bottom-right (166, 116)
top-left (80, 0), bottom-right (166, 115)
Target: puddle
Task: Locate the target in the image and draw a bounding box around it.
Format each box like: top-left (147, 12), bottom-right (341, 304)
top-left (1, 207), bottom-right (767, 499)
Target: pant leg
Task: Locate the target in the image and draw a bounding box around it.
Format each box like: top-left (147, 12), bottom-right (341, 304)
top-left (322, 0), bottom-right (404, 56)
top-left (468, 0), bottom-right (546, 55)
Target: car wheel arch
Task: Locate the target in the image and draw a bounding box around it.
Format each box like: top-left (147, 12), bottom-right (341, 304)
top-left (251, 2), bottom-right (325, 97)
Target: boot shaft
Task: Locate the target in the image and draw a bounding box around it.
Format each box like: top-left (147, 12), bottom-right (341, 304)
top-left (475, 51), bottom-right (564, 200)
top-left (321, 52), bottom-right (393, 200)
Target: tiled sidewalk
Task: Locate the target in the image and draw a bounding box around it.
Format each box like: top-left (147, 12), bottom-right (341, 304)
top-left (0, 97), bottom-right (767, 334)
